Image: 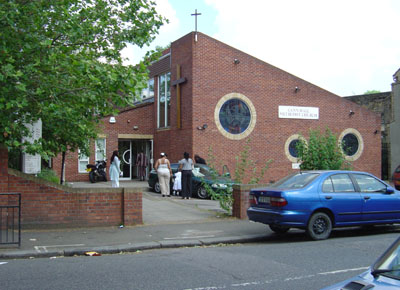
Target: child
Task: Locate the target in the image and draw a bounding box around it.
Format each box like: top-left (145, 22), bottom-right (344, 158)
top-left (172, 171), bottom-right (182, 196)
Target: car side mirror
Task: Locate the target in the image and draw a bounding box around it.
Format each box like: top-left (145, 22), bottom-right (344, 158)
top-left (387, 187), bottom-right (395, 194)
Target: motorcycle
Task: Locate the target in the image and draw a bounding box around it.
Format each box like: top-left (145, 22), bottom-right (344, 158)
top-left (86, 160), bottom-right (107, 183)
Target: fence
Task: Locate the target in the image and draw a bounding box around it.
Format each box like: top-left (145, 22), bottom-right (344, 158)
top-left (0, 193), bottom-right (21, 247)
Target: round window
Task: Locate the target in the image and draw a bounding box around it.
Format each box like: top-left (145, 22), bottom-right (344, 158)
top-left (284, 134), bottom-right (304, 163)
top-left (339, 128), bottom-right (363, 161)
top-left (342, 133), bottom-right (359, 156)
top-left (289, 139), bottom-right (299, 158)
top-left (219, 99), bottom-right (251, 134)
top-left (214, 93), bottom-right (256, 140)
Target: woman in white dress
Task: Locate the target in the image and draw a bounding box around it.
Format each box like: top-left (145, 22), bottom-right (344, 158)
top-left (109, 150), bottom-right (121, 188)
top-left (154, 152), bottom-right (172, 197)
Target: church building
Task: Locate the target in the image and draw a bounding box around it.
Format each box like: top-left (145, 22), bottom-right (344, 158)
top-left (54, 32), bottom-right (382, 183)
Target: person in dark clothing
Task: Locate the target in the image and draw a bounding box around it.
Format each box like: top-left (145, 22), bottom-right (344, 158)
top-left (178, 152), bottom-right (194, 199)
top-left (194, 154), bottom-right (206, 165)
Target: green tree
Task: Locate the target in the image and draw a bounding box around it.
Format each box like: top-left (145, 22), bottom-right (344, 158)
top-left (296, 128), bottom-right (351, 170)
top-left (364, 90), bottom-right (381, 94)
top-left (0, 0), bottom-right (166, 183)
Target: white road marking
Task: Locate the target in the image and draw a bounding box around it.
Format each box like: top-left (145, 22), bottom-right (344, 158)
top-left (0, 262), bottom-right (8, 265)
top-left (183, 266), bottom-right (369, 290)
top-left (34, 244), bottom-right (85, 253)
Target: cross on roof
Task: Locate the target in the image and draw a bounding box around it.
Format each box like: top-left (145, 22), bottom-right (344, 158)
top-left (191, 9), bottom-right (201, 33)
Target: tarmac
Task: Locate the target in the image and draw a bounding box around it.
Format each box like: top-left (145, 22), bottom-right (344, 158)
top-left (0, 180), bottom-right (270, 259)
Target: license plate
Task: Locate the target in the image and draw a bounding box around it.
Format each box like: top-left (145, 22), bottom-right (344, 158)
top-left (86, 168), bottom-right (91, 172)
top-left (258, 196), bottom-right (270, 204)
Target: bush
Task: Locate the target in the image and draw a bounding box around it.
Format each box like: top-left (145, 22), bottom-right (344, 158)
top-left (202, 140), bottom-right (272, 214)
top-left (37, 168), bottom-right (60, 183)
top-left (296, 128), bottom-right (351, 170)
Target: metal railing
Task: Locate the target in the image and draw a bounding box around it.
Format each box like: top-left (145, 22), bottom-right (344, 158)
top-left (0, 193), bottom-right (21, 247)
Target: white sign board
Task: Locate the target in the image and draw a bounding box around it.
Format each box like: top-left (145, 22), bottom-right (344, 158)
top-left (292, 163), bottom-right (301, 169)
top-left (22, 119), bottom-right (42, 174)
top-left (279, 106), bottom-right (319, 120)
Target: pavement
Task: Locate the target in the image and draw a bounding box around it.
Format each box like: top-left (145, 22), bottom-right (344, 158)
top-left (0, 180), bottom-right (269, 259)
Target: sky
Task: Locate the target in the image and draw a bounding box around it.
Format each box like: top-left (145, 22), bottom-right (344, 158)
top-left (122, 0), bottom-right (400, 96)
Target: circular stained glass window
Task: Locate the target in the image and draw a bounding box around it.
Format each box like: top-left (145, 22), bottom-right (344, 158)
top-left (342, 133), bottom-right (359, 156)
top-left (289, 139), bottom-right (299, 158)
top-left (219, 99), bottom-right (251, 134)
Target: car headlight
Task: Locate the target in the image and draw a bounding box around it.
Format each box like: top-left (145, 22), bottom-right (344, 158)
top-left (211, 183), bottom-right (227, 189)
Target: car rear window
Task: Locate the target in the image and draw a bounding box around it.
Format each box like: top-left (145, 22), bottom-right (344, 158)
top-left (271, 172), bottom-right (319, 189)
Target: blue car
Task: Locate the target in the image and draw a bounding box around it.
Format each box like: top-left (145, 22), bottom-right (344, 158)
top-left (322, 236), bottom-right (400, 289)
top-left (247, 170), bottom-right (400, 240)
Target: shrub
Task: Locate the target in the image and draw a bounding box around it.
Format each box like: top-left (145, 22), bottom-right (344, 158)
top-left (37, 168), bottom-right (60, 183)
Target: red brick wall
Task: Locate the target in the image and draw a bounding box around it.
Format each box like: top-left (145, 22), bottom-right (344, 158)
top-left (53, 32), bottom-right (382, 182)
top-left (190, 32), bottom-right (381, 181)
top-left (153, 33), bottom-right (195, 163)
top-left (232, 184), bottom-right (270, 219)
top-left (1, 146), bottom-right (142, 228)
top-left (53, 103), bottom-right (154, 182)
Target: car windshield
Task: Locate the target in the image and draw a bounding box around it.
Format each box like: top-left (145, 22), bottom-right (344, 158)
top-left (372, 239), bottom-right (400, 280)
top-left (270, 172), bottom-right (320, 189)
top-left (193, 165), bottom-right (218, 179)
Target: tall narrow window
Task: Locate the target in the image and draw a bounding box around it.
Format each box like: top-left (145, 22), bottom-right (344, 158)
top-left (95, 138), bottom-right (106, 161)
top-left (158, 72), bottom-right (171, 128)
top-left (78, 149), bottom-right (89, 173)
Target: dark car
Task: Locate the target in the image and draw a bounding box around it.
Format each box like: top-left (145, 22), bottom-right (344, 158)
top-left (247, 170), bottom-right (399, 240)
top-left (393, 165), bottom-right (400, 190)
top-left (148, 163), bottom-right (233, 199)
top-left (322, 236), bottom-right (400, 289)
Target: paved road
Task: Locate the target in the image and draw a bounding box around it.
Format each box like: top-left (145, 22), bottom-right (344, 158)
top-left (1, 230), bottom-right (398, 290)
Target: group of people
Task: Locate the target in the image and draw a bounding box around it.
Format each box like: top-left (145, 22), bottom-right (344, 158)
top-left (108, 150), bottom-right (206, 199)
top-left (154, 152), bottom-right (203, 199)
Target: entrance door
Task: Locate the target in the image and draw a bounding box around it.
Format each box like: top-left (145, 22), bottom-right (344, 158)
top-left (119, 141), bottom-right (132, 180)
top-left (118, 139), bottom-right (153, 180)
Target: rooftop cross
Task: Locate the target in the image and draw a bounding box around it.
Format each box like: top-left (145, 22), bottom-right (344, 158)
top-left (191, 9), bottom-right (201, 42)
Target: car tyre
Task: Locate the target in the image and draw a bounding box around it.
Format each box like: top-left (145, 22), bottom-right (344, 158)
top-left (196, 185), bottom-right (208, 199)
top-left (307, 212), bottom-right (332, 240)
top-left (269, 224), bottom-right (290, 234)
top-left (154, 181), bottom-right (161, 193)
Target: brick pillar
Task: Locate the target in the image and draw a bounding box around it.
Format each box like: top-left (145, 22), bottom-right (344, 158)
top-left (0, 144), bottom-right (8, 193)
top-left (232, 183), bottom-right (270, 219)
top-left (122, 188), bottom-right (143, 226)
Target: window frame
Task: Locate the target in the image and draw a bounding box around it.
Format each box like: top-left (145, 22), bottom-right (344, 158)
top-left (157, 72), bottom-right (171, 128)
top-left (95, 138), bottom-right (106, 162)
top-left (78, 149), bottom-right (89, 173)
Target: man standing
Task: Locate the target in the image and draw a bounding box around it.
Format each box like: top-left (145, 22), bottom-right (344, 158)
top-left (136, 151), bottom-right (148, 181)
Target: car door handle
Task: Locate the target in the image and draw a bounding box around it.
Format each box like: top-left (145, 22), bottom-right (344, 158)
top-left (325, 196), bottom-right (332, 200)
top-left (364, 196), bottom-right (371, 200)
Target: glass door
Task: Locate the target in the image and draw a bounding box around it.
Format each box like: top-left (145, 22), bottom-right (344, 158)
top-left (118, 140), bottom-right (132, 180)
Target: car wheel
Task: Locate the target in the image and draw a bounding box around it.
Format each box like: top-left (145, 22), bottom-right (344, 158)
top-left (307, 212), bottom-right (332, 240)
top-left (154, 181), bottom-right (161, 193)
top-left (196, 185), bottom-right (208, 199)
top-left (269, 225), bottom-right (290, 234)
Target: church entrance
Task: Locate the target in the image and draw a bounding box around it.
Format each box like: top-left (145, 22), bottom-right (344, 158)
top-left (118, 139), bottom-right (152, 180)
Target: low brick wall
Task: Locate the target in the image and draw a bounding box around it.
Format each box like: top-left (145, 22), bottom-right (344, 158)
top-left (7, 169), bottom-right (143, 228)
top-left (232, 183), bottom-right (269, 219)
top-left (4, 169), bottom-right (143, 228)
top-left (0, 145), bottom-right (143, 229)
